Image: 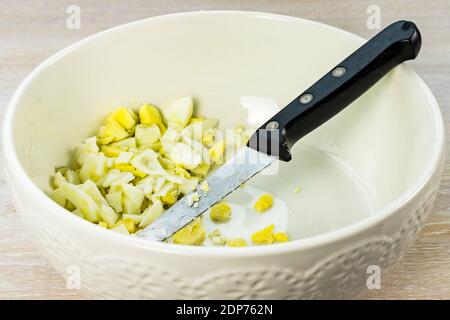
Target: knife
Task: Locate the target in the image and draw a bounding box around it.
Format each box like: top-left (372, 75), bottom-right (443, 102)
top-left (137, 20), bottom-right (422, 242)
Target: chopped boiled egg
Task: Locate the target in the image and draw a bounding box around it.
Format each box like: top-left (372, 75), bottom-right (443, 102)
top-left (210, 202), bottom-right (231, 223)
top-left (110, 137), bottom-right (137, 150)
top-left (105, 191), bottom-right (123, 213)
top-left (253, 194), bottom-right (274, 212)
top-left (52, 171), bottom-right (67, 189)
top-left (135, 124), bottom-right (161, 147)
top-left (251, 224), bottom-right (275, 244)
top-left (122, 217), bottom-right (136, 233)
top-left (101, 145), bottom-right (123, 158)
top-left (199, 181), bottom-right (209, 193)
top-left (172, 218), bottom-right (206, 246)
top-left (139, 198), bottom-right (164, 228)
top-left (115, 151), bottom-right (134, 164)
top-left (170, 142), bottom-right (202, 169)
top-left (97, 170), bottom-right (134, 188)
top-left (56, 183), bottom-right (100, 222)
top-left (121, 183), bottom-right (145, 215)
top-left (164, 96), bottom-right (193, 128)
top-left (75, 137), bottom-right (99, 165)
top-left (209, 141), bottom-right (225, 164)
top-left (274, 232), bottom-right (290, 242)
top-left (111, 107), bottom-right (137, 130)
top-left (139, 104), bottom-right (163, 126)
top-left (98, 221), bottom-right (108, 229)
top-left (48, 98), bottom-right (290, 247)
top-left (187, 192), bottom-right (200, 207)
top-left (97, 119), bottom-right (129, 145)
top-left (208, 229), bottom-right (226, 246)
top-left (99, 204), bottom-right (119, 228)
top-left (227, 238), bottom-right (248, 247)
top-left (112, 221), bottom-right (130, 235)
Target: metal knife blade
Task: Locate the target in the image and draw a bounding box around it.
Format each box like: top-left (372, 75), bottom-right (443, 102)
top-left (137, 147), bottom-right (277, 241)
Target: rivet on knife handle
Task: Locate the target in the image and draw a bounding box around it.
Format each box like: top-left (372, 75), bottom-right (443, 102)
top-left (248, 20), bottom-right (421, 162)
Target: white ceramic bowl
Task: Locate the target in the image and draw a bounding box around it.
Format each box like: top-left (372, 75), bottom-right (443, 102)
top-left (2, 11), bottom-right (444, 299)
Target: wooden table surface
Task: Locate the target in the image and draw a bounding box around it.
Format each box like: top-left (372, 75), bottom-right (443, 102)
top-left (1, 0), bottom-right (449, 300)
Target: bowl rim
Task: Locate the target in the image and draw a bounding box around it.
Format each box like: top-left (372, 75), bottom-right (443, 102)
top-left (2, 10), bottom-right (445, 258)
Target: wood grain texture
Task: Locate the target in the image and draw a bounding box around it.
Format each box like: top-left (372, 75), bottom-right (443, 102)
top-left (0, 0), bottom-right (449, 300)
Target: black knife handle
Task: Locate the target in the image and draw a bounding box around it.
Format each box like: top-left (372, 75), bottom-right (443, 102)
top-left (248, 20), bottom-right (421, 161)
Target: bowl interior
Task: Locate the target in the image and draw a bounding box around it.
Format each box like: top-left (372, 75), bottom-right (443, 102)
top-left (9, 12), bottom-right (440, 240)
